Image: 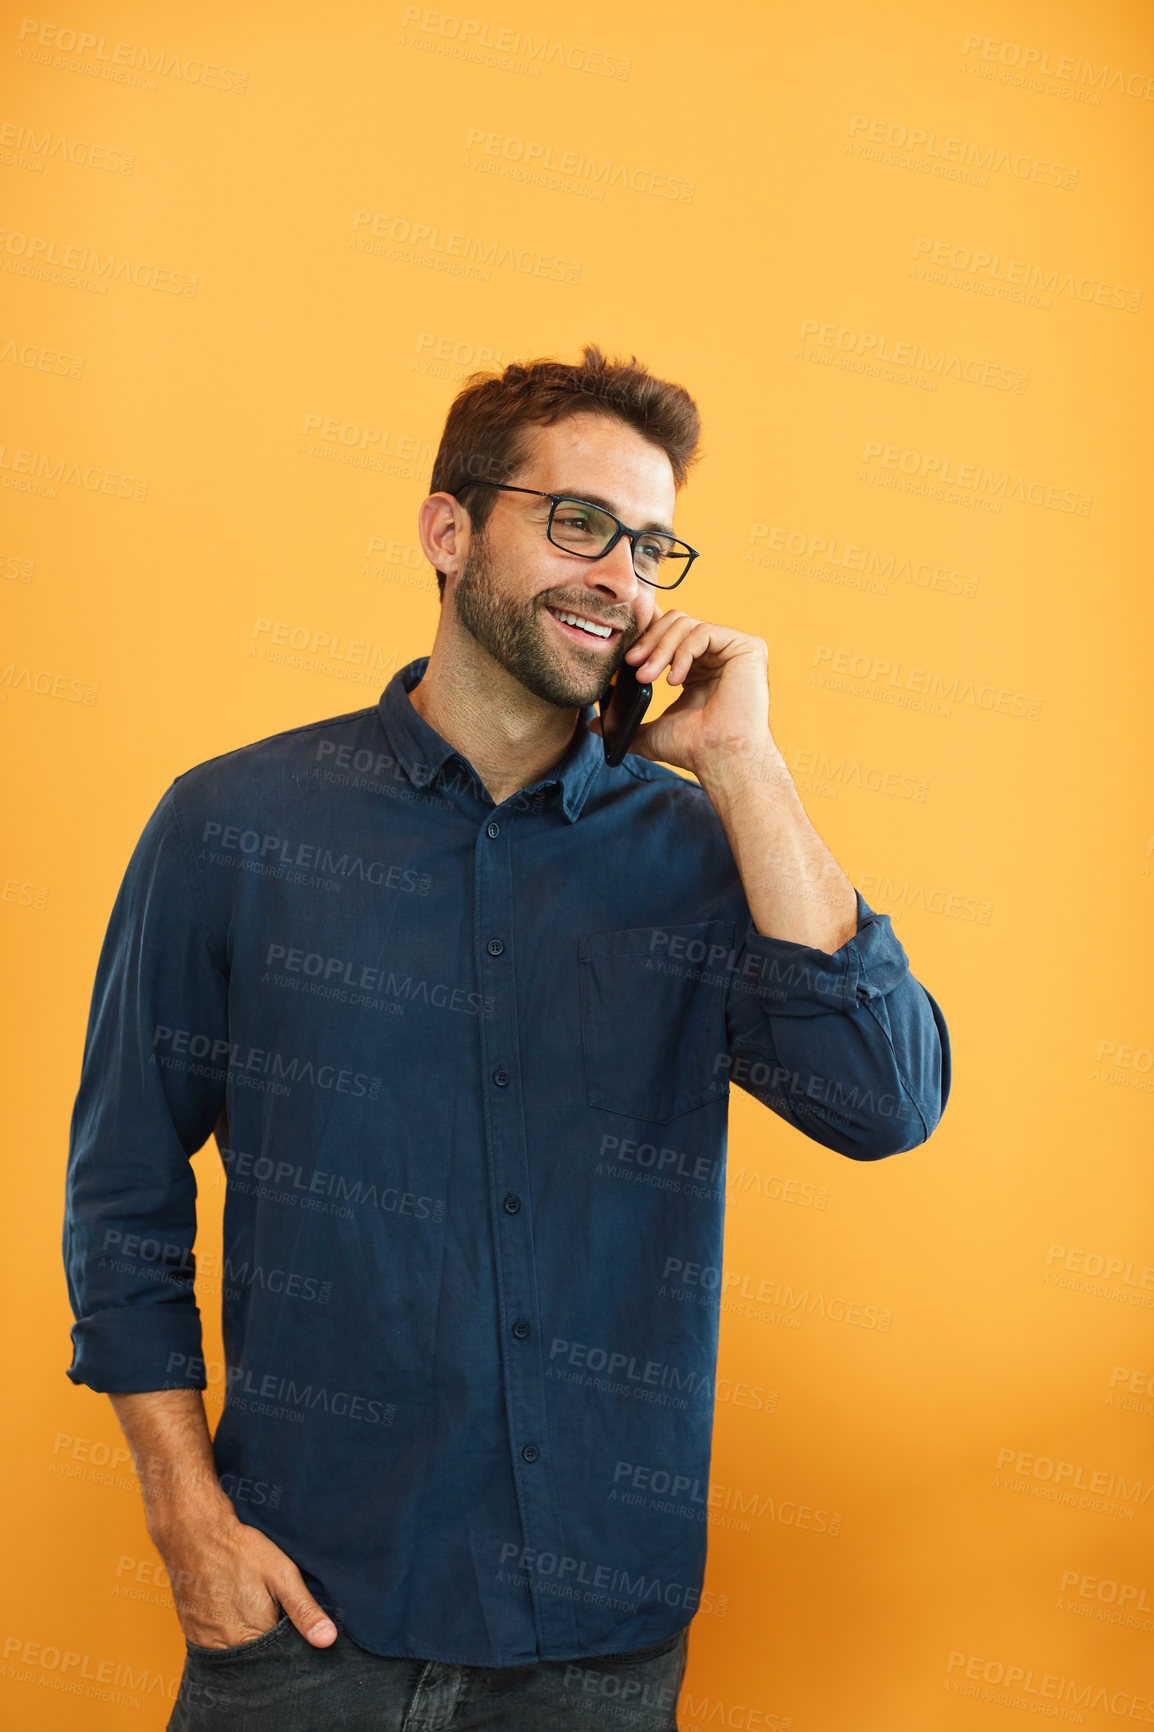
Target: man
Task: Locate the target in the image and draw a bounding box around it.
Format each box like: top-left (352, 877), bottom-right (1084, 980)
top-left (64, 345), bottom-right (949, 1730)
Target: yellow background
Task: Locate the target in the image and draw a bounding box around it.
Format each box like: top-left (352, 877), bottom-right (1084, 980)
top-left (3, 0), bottom-right (1152, 1725)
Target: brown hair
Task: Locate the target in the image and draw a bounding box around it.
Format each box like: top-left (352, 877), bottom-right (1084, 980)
top-left (427, 343), bottom-right (702, 598)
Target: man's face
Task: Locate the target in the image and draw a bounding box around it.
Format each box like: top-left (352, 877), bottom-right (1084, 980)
top-left (450, 413), bottom-right (678, 709)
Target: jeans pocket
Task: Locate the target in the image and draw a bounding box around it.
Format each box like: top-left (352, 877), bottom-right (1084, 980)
top-left (171, 1612), bottom-right (312, 1732)
top-left (184, 1609), bottom-right (295, 1660)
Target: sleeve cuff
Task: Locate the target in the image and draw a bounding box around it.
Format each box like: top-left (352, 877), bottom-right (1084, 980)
top-left (731, 891), bottom-right (910, 1015)
top-left (66, 1303), bottom-right (207, 1395)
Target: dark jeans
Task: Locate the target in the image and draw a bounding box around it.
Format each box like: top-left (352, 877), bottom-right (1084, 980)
top-left (168, 1613), bottom-right (690, 1730)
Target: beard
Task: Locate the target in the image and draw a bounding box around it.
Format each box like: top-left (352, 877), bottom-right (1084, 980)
top-left (452, 530), bottom-right (633, 709)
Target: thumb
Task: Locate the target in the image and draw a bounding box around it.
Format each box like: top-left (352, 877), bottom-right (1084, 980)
top-left (274, 1570), bottom-right (338, 1647)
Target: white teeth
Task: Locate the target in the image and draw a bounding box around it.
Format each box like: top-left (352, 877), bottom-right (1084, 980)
top-left (549, 608), bottom-right (612, 639)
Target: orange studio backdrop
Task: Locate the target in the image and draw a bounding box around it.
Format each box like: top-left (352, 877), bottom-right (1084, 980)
top-left (3, 1), bottom-right (1153, 1726)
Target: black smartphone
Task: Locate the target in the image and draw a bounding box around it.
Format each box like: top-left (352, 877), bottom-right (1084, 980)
top-left (598, 657), bottom-right (652, 766)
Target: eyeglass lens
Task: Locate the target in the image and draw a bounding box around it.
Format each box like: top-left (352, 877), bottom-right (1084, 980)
top-left (548, 499), bottom-right (691, 586)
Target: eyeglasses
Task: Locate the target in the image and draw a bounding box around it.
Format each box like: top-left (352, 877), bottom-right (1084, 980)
top-left (455, 482), bottom-right (699, 588)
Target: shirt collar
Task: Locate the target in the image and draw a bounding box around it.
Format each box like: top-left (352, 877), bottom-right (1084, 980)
top-left (378, 657), bottom-right (605, 823)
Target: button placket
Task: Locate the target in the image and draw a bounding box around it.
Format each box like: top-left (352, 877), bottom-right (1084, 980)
top-left (473, 808), bottom-right (577, 1651)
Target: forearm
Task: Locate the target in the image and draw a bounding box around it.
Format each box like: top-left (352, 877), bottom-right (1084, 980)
top-left (698, 742), bottom-right (858, 953)
top-left (109, 1388), bottom-right (233, 1540)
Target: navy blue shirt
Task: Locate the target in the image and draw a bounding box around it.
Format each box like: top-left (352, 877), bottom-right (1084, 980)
top-left (63, 655), bottom-right (949, 1665)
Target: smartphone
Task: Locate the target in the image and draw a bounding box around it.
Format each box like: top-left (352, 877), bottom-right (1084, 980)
top-left (598, 657), bottom-right (652, 766)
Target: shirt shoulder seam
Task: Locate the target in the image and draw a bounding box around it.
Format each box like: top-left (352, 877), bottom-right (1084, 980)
top-left (172, 705), bottom-right (380, 784)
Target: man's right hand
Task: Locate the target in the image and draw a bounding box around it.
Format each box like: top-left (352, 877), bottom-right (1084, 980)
top-left (157, 1503), bottom-right (338, 1650)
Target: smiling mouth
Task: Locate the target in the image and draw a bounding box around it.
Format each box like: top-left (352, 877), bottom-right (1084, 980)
top-left (544, 605), bottom-right (623, 648)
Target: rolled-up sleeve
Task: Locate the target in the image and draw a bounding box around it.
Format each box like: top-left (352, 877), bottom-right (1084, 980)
top-left (721, 891), bottom-right (950, 1159)
top-left (63, 783), bottom-right (228, 1392)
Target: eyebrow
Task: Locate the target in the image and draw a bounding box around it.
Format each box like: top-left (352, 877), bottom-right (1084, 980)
top-left (553, 489), bottom-right (676, 538)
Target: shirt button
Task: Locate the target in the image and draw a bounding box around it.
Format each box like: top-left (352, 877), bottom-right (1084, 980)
top-left (487, 938), bottom-right (504, 957)
top-left (521, 1444), bottom-right (540, 1463)
top-left (486, 821), bottom-right (500, 839)
top-left (502, 1193), bottom-right (521, 1213)
top-left (512, 1319), bottom-right (531, 1339)
top-left (493, 1069), bottom-right (509, 1087)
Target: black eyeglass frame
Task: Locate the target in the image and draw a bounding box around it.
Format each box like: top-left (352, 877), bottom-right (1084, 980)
top-left (454, 481), bottom-right (699, 589)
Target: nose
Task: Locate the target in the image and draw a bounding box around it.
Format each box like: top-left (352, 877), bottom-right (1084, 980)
top-left (585, 532), bottom-right (643, 601)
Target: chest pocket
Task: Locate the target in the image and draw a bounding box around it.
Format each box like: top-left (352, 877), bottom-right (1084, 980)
top-left (578, 920), bottom-right (734, 1123)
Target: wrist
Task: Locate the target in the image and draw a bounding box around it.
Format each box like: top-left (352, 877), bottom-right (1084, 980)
top-left (693, 736), bottom-right (789, 801)
top-left (141, 1468), bottom-right (235, 1542)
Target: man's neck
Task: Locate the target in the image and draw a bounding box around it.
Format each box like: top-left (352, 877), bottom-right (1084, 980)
top-left (407, 631), bottom-right (583, 807)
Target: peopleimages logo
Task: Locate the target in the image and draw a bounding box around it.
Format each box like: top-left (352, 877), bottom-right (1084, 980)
top-left (912, 237), bottom-right (1141, 312)
top-left (993, 1446), bottom-right (1154, 1513)
top-left (798, 318), bottom-right (1027, 392)
top-left (793, 749), bottom-right (929, 804)
top-left (848, 114), bottom-right (1078, 188)
top-left (202, 820), bottom-right (429, 894)
top-left (150, 1024), bottom-right (385, 1096)
top-left (0, 227), bottom-right (198, 296)
top-left (399, 8), bottom-right (631, 79)
top-left (496, 1543), bottom-right (708, 1614)
top-left (164, 1354), bottom-right (395, 1424)
top-left (463, 128), bottom-right (693, 202)
top-left (0, 120), bottom-right (135, 174)
top-left (14, 18), bottom-right (249, 92)
top-left (611, 1461), bottom-right (842, 1535)
top-left (0, 1634), bottom-right (179, 1709)
top-left (1059, 1568), bottom-right (1151, 1613)
top-left (0, 439), bottom-right (147, 499)
top-left (0, 335), bottom-right (85, 378)
top-left (747, 521), bottom-right (979, 599)
top-left (263, 942), bottom-right (492, 1018)
top-left (860, 440), bottom-right (1091, 515)
top-left (0, 663), bottom-right (98, 705)
top-left (945, 1651), bottom-right (1154, 1720)
top-left (812, 645), bottom-right (1043, 722)
top-left (959, 33), bottom-right (1154, 101)
top-left (351, 209), bottom-right (581, 285)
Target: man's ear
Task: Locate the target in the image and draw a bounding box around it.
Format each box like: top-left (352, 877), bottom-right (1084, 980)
top-left (418, 492), bottom-right (470, 580)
